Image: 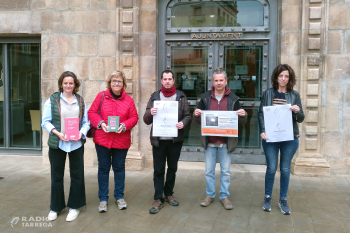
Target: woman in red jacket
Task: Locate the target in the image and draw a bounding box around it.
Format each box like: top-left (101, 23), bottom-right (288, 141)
top-left (88, 71), bottom-right (138, 213)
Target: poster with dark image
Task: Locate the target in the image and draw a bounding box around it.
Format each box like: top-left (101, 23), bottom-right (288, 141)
top-left (206, 116), bottom-right (218, 126)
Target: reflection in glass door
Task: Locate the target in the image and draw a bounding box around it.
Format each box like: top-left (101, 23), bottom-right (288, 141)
top-left (172, 46), bottom-right (208, 101)
top-left (171, 45), bottom-right (210, 147)
top-left (0, 42), bottom-right (41, 150)
top-left (223, 45), bottom-right (264, 149)
top-left (169, 0), bottom-right (266, 31)
top-left (9, 44), bottom-right (41, 148)
top-left (224, 46), bottom-right (262, 100)
top-left (0, 46), bottom-right (3, 147)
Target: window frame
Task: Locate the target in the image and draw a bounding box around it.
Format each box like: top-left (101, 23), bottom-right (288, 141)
top-left (166, 0), bottom-right (270, 33)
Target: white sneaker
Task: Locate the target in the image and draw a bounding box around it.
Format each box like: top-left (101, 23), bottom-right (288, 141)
top-left (66, 208), bottom-right (80, 222)
top-left (99, 201), bottom-right (108, 212)
top-left (47, 210), bottom-right (58, 221)
top-left (116, 199), bottom-right (127, 210)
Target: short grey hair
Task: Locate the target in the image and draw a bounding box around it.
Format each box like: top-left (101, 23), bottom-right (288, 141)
top-left (213, 68), bottom-right (227, 80)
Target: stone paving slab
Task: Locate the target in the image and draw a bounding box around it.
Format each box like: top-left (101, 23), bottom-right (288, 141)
top-left (0, 155), bottom-right (350, 233)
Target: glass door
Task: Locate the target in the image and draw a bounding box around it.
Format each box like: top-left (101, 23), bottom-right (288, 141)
top-left (168, 42), bottom-right (213, 150)
top-left (9, 43), bottom-right (41, 148)
top-left (0, 46), bottom-right (3, 147)
top-left (220, 40), bottom-right (268, 147)
top-left (0, 40), bottom-right (41, 152)
top-left (219, 40), bottom-right (269, 163)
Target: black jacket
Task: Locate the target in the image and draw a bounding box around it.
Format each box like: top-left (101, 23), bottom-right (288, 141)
top-left (143, 90), bottom-right (192, 147)
top-left (193, 90), bottom-right (247, 153)
top-left (258, 88), bottom-right (305, 136)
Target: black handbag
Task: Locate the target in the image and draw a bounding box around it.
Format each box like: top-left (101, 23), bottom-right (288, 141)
top-left (86, 91), bottom-right (105, 138)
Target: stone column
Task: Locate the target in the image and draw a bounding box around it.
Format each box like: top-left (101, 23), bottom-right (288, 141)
top-left (291, 0), bottom-right (330, 176)
top-left (139, 0), bottom-right (157, 168)
top-left (117, 0), bottom-right (145, 170)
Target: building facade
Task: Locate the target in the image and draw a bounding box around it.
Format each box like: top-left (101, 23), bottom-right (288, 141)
top-left (0, 0), bottom-right (349, 175)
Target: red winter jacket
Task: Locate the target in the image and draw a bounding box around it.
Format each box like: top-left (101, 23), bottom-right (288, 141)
top-left (88, 89), bottom-right (139, 149)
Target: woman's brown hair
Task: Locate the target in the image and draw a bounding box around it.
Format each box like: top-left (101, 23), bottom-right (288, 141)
top-left (58, 71), bottom-right (80, 94)
top-left (271, 64), bottom-right (296, 90)
top-left (106, 71), bottom-right (127, 90)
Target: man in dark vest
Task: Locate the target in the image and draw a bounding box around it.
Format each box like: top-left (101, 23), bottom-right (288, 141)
top-left (194, 68), bottom-right (247, 210)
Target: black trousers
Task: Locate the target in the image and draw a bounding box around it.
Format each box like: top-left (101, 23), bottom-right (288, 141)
top-left (152, 140), bottom-right (183, 202)
top-left (48, 146), bottom-right (86, 212)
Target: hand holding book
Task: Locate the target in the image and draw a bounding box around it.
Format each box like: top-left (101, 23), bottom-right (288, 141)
top-left (101, 122), bottom-right (123, 133)
top-left (101, 123), bottom-right (109, 133)
top-left (51, 129), bottom-right (68, 141)
top-left (101, 116), bottom-right (122, 133)
top-left (71, 133), bottom-right (83, 141)
top-left (116, 124), bottom-right (123, 133)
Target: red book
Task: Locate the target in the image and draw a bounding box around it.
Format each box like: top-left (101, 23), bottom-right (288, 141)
top-left (65, 118), bottom-right (79, 140)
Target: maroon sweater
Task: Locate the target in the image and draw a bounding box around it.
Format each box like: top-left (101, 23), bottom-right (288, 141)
top-left (208, 86), bottom-right (231, 144)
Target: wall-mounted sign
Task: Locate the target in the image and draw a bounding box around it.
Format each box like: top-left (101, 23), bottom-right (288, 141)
top-left (235, 65), bottom-right (248, 74)
top-left (229, 80), bottom-right (242, 90)
top-left (191, 33), bottom-right (243, 40)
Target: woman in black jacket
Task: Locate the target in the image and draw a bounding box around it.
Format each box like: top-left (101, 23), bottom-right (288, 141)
top-left (258, 64), bottom-right (305, 215)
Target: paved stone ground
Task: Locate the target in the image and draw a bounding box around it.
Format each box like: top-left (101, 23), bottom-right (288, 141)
top-left (1, 155), bottom-right (350, 233)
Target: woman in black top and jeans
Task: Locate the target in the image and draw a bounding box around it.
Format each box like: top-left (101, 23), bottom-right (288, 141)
top-left (258, 64), bottom-right (305, 215)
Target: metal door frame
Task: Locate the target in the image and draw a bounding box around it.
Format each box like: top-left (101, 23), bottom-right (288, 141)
top-left (158, 0), bottom-right (278, 164)
top-left (0, 37), bottom-right (42, 155)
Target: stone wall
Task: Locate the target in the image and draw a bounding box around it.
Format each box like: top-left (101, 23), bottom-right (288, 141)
top-left (0, 0), bottom-right (349, 174)
top-left (322, 0), bottom-right (350, 174)
top-left (280, 0), bottom-right (350, 175)
top-left (0, 0), bottom-right (118, 167)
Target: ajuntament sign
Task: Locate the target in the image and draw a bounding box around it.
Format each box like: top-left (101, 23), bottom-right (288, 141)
top-left (191, 33), bottom-right (243, 39)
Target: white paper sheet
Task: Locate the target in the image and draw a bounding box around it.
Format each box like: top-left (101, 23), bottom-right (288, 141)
top-left (152, 101), bottom-right (178, 137)
top-left (263, 104), bottom-right (294, 142)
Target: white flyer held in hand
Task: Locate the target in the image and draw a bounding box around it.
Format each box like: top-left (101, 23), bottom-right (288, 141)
top-left (152, 101), bottom-right (178, 137)
top-left (263, 104), bottom-right (293, 142)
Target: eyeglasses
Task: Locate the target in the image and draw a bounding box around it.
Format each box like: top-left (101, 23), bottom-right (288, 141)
top-left (111, 80), bottom-right (123, 85)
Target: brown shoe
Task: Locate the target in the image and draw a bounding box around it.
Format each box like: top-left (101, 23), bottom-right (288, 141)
top-left (149, 199), bottom-right (164, 214)
top-left (221, 198), bottom-right (233, 210)
top-left (201, 196), bottom-right (214, 207)
top-left (165, 196), bottom-right (179, 206)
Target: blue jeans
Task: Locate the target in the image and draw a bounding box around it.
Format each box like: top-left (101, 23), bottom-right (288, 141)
top-left (205, 146), bottom-right (231, 200)
top-left (262, 137), bottom-right (299, 199)
top-left (95, 144), bottom-right (128, 201)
